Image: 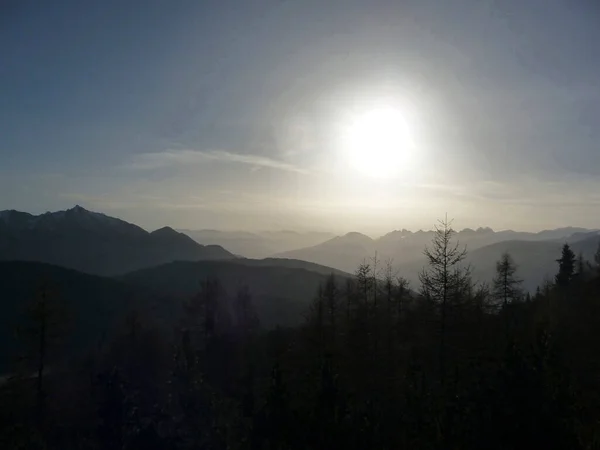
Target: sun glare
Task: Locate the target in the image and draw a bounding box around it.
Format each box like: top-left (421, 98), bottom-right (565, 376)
top-left (340, 105), bottom-right (413, 178)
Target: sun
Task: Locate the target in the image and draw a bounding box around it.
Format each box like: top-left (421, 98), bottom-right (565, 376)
top-left (340, 105), bottom-right (413, 178)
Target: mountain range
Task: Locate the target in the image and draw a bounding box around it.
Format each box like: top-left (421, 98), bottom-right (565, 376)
top-left (2, 205), bottom-right (599, 299)
top-left (3, 205), bottom-right (600, 373)
top-left (274, 227), bottom-right (600, 291)
top-left (0, 206), bottom-right (234, 276)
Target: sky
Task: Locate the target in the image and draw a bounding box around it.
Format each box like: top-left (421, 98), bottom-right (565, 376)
top-left (1, 0), bottom-right (600, 234)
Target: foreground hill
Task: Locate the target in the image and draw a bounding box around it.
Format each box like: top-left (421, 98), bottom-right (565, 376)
top-left (0, 206), bottom-right (234, 275)
top-left (0, 261), bottom-right (157, 373)
top-left (236, 257), bottom-right (351, 277)
top-left (0, 258), bottom-right (345, 371)
top-left (119, 260), bottom-right (348, 328)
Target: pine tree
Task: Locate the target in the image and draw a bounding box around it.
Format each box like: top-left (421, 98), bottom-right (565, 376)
top-left (314, 354), bottom-right (339, 449)
top-left (370, 252), bottom-right (380, 312)
top-left (323, 274), bottom-right (339, 349)
top-left (493, 252), bottom-right (523, 309)
top-left (234, 284), bottom-right (259, 338)
top-left (344, 278), bottom-right (354, 324)
top-left (355, 261), bottom-right (373, 309)
top-left (184, 277), bottom-right (221, 346)
top-left (383, 260), bottom-right (396, 318)
top-left (265, 362), bottom-right (290, 450)
top-left (493, 252), bottom-right (522, 339)
top-left (354, 261), bottom-right (373, 351)
top-left (395, 276), bottom-right (411, 322)
top-left (19, 282), bottom-right (69, 430)
top-left (555, 244), bottom-right (576, 288)
top-left (419, 216), bottom-right (471, 385)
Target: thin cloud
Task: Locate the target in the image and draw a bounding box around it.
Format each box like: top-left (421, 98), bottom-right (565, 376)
top-left (60, 191), bottom-right (292, 214)
top-left (126, 149), bottom-right (309, 174)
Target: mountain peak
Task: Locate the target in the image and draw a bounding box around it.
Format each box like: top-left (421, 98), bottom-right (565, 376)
top-left (0, 207), bottom-right (235, 275)
top-left (323, 232), bottom-right (374, 249)
top-left (343, 231), bottom-right (373, 241)
top-left (62, 205), bottom-right (91, 219)
top-left (62, 205), bottom-right (119, 225)
top-left (151, 226), bottom-right (179, 237)
top-left (384, 229), bottom-right (413, 237)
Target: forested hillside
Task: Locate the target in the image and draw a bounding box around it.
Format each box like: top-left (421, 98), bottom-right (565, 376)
top-left (2, 219), bottom-right (600, 449)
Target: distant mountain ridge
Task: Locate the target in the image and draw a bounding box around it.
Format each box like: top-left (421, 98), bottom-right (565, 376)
top-left (465, 233), bottom-right (600, 291)
top-left (180, 228), bottom-right (336, 258)
top-left (0, 205), bottom-right (145, 237)
top-left (273, 226), bottom-right (599, 291)
top-left (2, 205), bottom-right (597, 294)
top-left (0, 206), bottom-right (234, 275)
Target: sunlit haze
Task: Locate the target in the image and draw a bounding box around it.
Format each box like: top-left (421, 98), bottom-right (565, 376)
top-left (2, 0), bottom-right (600, 234)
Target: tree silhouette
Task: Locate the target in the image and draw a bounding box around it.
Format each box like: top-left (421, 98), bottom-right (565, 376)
top-left (493, 252), bottom-right (522, 309)
top-left (18, 281), bottom-right (69, 430)
top-left (493, 252), bottom-right (522, 340)
top-left (234, 284), bottom-right (259, 338)
top-left (555, 244), bottom-right (576, 288)
top-left (419, 216), bottom-right (470, 385)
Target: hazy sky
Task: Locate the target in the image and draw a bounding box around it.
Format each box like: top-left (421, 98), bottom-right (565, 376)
top-left (2, 0), bottom-right (600, 234)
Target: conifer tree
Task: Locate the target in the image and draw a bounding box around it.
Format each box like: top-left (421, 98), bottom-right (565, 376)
top-left (556, 244), bottom-right (576, 288)
top-left (493, 252), bottom-right (522, 339)
top-left (323, 274), bottom-right (339, 349)
top-left (419, 216), bottom-right (471, 385)
top-left (19, 282), bottom-right (69, 429)
top-left (493, 252), bottom-right (523, 309)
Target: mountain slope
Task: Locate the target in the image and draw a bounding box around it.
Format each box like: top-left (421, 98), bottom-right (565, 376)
top-left (465, 234), bottom-right (600, 291)
top-left (274, 232), bottom-right (377, 273)
top-left (0, 206), bottom-right (234, 275)
top-left (0, 261), bottom-right (159, 373)
top-left (237, 257), bottom-right (351, 277)
top-left (0, 258), bottom-right (348, 371)
top-left (275, 227), bottom-right (596, 277)
top-left (466, 240), bottom-right (564, 291)
top-left (180, 229), bottom-right (336, 258)
top-left (119, 260), bottom-right (350, 329)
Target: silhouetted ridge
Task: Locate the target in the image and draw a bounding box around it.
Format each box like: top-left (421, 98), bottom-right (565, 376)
top-left (150, 226), bottom-right (182, 237)
top-left (0, 206), bottom-right (235, 275)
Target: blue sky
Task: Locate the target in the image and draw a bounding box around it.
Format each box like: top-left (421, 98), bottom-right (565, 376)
top-left (2, 0), bottom-right (600, 233)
